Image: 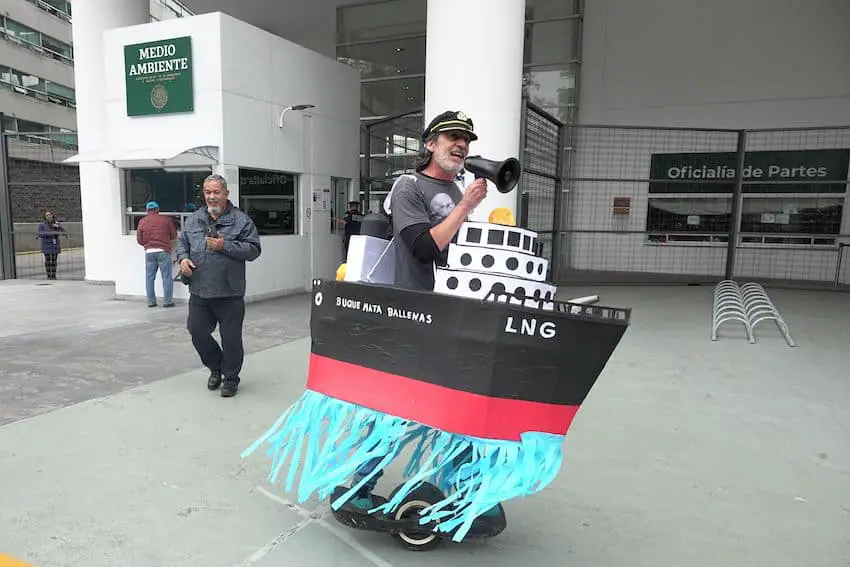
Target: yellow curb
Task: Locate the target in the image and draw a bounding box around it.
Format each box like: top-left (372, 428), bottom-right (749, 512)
top-left (0, 554), bottom-right (36, 567)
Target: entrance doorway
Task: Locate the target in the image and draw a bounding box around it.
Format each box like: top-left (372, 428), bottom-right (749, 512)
top-left (331, 177), bottom-right (351, 261)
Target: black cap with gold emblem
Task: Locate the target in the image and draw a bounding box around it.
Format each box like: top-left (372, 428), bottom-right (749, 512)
top-left (422, 110), bottom-right (478, 142)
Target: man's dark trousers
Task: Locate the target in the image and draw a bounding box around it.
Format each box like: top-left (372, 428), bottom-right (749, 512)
top-left (187, 293), bottom-right (246, 384)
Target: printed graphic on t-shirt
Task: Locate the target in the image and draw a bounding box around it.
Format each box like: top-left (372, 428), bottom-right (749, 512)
top-left (429, 193), bottom-right (456, 220)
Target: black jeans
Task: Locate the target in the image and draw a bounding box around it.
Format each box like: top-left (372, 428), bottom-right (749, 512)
top-left (44, 253), bottom-right (58, 279)
top-left (187, 294), bottom-right (246, 384)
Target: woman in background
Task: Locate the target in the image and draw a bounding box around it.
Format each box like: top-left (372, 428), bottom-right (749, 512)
top-left (37, 210), bottom-right (65, 280)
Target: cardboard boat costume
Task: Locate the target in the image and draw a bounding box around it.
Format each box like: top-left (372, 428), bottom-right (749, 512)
top-left (242, 215), bottom-right (631, 544)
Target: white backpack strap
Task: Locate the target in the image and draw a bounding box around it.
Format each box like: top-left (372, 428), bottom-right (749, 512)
top-left (383, 174), bottom-right (418, 215)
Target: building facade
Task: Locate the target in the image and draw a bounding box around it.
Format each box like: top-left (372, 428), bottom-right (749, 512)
top-left (2, 0), bottom-right (848, 288)
top-left (0, 0), bottom-right (192, 223)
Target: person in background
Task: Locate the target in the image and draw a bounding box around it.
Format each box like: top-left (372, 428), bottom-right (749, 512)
top-left (136, 201), bottom-right (178, 308)
top-left (176, 174), bottom-right (262, 398)
top-left (37, 210), bottom-right (65, 280)
top-left (342, 201), bottom-right (364, 257)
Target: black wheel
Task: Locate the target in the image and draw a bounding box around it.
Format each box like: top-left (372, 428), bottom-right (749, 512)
top-left (387, 482), bottom-right (445, 552)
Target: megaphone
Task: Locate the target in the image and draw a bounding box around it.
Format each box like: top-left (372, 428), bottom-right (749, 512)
top-left (464, 155), bottom-right (522, 194)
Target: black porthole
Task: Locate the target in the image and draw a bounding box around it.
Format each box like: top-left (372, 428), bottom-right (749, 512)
top-left (506, 257), bottom-right (519, 270)
top-left (469, 278), bottom-right (482, 292)
top-left (482, 255), bottom-right (495, 268)
top-left (460, 253), bottom-right (472, 266)
top-left (447, 277), bottom-right (458, 289)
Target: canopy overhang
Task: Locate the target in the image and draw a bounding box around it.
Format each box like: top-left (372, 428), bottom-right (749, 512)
top-left (64, 145), bottom-right (219, 169)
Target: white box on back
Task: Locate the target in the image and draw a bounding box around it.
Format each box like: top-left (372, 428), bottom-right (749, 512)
top-left (344, 235), bottom-right (395, 285)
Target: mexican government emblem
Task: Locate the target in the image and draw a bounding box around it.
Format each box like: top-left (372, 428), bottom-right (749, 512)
top-left (150, 84), bottom-right (168, 110)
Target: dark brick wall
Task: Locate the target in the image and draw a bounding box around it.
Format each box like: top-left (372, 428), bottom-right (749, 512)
top-left (8, 158), bottom-right (82, 223)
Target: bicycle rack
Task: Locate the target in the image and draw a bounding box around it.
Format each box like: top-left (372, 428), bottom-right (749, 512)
top-left (712, 280), bottom-right (754, 343)
top-left (740, 282), bottom-right (796, 347)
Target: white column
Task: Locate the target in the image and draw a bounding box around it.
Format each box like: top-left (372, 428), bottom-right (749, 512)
top-left (71, 0), bottom-right (149, 282)
top-left (425, 0), bottom-right (526, 223)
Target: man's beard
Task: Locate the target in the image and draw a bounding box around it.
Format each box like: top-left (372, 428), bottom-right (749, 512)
top-left (207, 203), bottom-right (222, 215)
top-left (434, 151), bottom-right (464, 174)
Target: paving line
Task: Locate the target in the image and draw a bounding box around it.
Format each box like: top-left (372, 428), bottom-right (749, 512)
top-left (252, 485), bottom-right (396, 567)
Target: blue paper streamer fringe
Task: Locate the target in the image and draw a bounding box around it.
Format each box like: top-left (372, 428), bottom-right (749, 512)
top-left (241, 389), bottom-right (566, 542)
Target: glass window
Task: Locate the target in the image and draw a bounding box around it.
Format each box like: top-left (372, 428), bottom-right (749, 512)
top-left (646, 196), bottom-right (732, 242)
top-left (389, 134), bottom-right (418, 155)
top-left (337, 36), bottom-right (425, 79)
top-left (41, 34), bottom-right (72, 60)
top-left (7, 68), bottom-right (43, 90)
top-left (125, 169), bottom-right (207, 213)
top-left (123, 169), bottom-right (207, 231)
top-left (525, 0), bottom-right (580, 20)
top-left (363, 111), bottom-right (424, 185)
top-left (15, 119), bottom-right (48, 133)
top-left (360, 75), bottom-right (424, 118)
top-left (42, 0), bottom-right (72, 16)
top-left (45, 81), bottom-right (75, 102)
top-left (645, 195), bottom-right (845, 245)
top-left (0, 64), bottom-right (75, 104)
top-left (740, 196), bottom-right (844, 237)
top-left (523, 63), bottom-right (577, 108)
top-left (238, 168), bottom-right (298, 236)
top-left (336, 0), bottom-right (426, 44)
top-left (3, 115), bottom-right (17, 132)
top-left (5, 19), bottom-right (41, 46)
top-left (331, 177), bottom-right (350, 234)
top-left (524, 18), bottom-right (578, 65)
top-left (47, 127), bottom-right (77, 149)
top-left (157, 0), bottom-right (194, 18)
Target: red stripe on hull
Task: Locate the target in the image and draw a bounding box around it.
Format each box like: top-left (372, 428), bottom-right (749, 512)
top-left (306, 353), bottom-right (579, 442)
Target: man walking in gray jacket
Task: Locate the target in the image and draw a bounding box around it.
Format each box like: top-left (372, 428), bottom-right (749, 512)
top-left (176, 173), bottom-right (262, 397)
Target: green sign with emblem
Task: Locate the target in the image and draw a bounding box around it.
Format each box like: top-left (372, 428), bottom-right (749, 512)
top-left (124, 36), bottom-right (193, 116)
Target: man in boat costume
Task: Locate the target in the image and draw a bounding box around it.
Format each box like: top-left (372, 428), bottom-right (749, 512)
top-left (242, 111), bottom-right (631, 545)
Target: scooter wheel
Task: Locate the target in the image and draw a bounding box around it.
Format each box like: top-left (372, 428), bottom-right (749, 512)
top-left (388, 482), bottom-right (445, 552)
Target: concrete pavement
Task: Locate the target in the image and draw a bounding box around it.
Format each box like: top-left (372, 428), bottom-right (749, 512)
top-left (0, 279), bottom-right (310, 426)
top-left (1, 280), bottom-right (849, 566)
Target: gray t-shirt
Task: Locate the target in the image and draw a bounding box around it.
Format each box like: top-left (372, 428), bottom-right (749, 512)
top-left (389, 172), bottom-right (463, 290)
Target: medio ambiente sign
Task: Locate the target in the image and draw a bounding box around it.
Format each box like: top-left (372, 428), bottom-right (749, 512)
top-left (124, 36), bottom-right (193, 116)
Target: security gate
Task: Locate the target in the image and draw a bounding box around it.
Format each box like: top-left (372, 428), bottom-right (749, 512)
top-left (518, 100), bottom-right (566, 278)
top-left (0, 116), bottom-right (84, 281)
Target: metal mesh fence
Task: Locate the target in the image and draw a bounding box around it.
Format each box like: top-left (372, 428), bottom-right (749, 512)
top-left (520, 103), bottom-right (561, 235)
top-left (553, 125), bottom-right (850, 289)
top-left (4, 131), bottom-right (84, 280)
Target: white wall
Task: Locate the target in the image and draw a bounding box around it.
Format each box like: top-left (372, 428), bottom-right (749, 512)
top-left (579, 0), bottom-right (850, 129)
top-left (99, 12), bottom-right (359, 301)
top-left (101, 14), bottom-right (222, 299)
top-left (217, 13), bottom-right (360, 299)
top-left (567, 0), bottom-right (850, 285)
